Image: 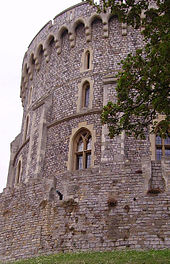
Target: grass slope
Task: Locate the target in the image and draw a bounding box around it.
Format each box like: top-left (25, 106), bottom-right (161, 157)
top-left (8, 250), bottom-right (170, 264)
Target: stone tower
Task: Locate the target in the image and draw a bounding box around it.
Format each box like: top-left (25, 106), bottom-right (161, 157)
top-left (0, 1), bottom-right (169, 262)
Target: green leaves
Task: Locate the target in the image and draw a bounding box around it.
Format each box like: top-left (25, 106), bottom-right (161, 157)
top-left (89, 0), bottom-right (170, 138)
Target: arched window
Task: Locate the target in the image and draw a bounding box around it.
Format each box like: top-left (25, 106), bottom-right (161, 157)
top-left (75, 130), bottom-right (92, 170)
top-left (155, 129), bottom-right (170, 160)
top-left (28, 86), bottom-right (33, 106)
top-left (85, 50), bottom-right (90, 70)
top-left (16, 160), bottom-right (22, 184)
top-left (80, 48), bottom-right (93, 72)
top-left (24, 115), bottom-right (29, 141)
top-left (82, 82), bottom-right (90, 108)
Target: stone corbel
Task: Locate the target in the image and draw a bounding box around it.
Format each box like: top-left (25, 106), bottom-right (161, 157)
top-left (103, 21), bottom-right (109, 38)
top-left (44, 34), bottom-right (56, 63)
top-left (44, 47), bottom-right (50, 63)
top-left (69, 31), bottom-right (75, 48)
top-left (28, 65), bottom-right (33, 80)
top-left (23, 75), bottom-right (28, 90)
top-left (102, 14), bottom-right (109, 38)
top-left (56, 38), bottom-right (61, 55)
top-left (28, 54), bottom-right (36, 80)
top-left (35, 57), bottom-right (40, 71)
top-left (122, 22), bottom-right (127, 36)
top-left (85, 24), bottom-right (91, 42)
top-left (20, 81), bottom-right (25, 106)
top-left (35, 44), bottom-right (44, 71)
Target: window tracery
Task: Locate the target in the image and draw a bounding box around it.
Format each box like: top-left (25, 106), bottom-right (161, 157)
top-left (74, 130), bottom-right (92, 170)
top-left (155, 130), bottom-right (170, 160)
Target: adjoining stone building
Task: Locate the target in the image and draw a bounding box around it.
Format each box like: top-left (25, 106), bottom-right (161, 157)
top-left (0, 1), bottom-right (170, 262)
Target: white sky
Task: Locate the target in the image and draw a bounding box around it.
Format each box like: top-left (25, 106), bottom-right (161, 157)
top-left (0, 0), bottom-right (80, 192)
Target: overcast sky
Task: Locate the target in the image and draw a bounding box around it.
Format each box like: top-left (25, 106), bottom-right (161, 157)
top-left (0, 0), bottom-right (80, 192)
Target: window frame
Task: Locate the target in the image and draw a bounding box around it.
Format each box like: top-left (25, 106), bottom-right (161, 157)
top-left (67, 123), bottom-right (96, 171)
top-left (23, 115), bottom-right (30, 142)
top-left (15, 159), bottom-right (22, 184)
top-left (85, 50), bottom-right (91, 70)
top-left (155, 129), bottom-right (170, 160)
top-left (80, 48), bottom-right (93, 72)
top-left (77, 78), bottom-right (94, 113)
top-left (82, 81), bottom-right (90, 108)
top-left (74, 129), bottom-right (92, 170)
top-left (28, 86), bottom-right (33, 106)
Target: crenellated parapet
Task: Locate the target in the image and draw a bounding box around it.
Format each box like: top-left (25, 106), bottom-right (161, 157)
top-left (20, 2), bottom-right (128, 105)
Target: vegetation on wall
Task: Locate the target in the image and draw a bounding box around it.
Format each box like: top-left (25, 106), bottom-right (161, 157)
top-left (86, 0), bottom-right (170, 139)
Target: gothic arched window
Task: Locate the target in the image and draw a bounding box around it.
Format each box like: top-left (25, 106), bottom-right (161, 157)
top-left (75, 130), bottom-right (92, 170)
top-left (155, 128), bottom-right (170, 160)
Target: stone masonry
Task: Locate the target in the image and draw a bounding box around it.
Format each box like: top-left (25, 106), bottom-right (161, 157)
top-left (0, 1), bottom-right (170, 262)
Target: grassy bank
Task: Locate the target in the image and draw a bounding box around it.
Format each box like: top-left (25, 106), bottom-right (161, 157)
top-left (8, 250), bottom-right (170, 264)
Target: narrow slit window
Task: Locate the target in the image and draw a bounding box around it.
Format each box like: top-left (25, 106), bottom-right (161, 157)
top-left (82, 82), bottom-right (90, 108)
top-left (28, 87), bottom-right (32, 105)
top-left (85, 50), bottom-right (90, 70)
top-left (24, 116), bottom-right (29, 141)
top-left (84, 85), bottom-right (90, 107)
top-left (16, 160), bottom-right (21, 184)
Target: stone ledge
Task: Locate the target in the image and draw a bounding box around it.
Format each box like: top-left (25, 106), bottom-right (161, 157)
top-left (48, 108), bottom-right (102, 128)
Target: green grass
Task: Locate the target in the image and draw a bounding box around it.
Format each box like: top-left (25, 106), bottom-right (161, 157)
top-left (5, 250), bottom-right (170, 264)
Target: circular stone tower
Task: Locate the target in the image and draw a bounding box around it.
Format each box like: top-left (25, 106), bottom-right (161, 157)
top-left (7, 1), bottom-right (144, 187)
top-left (2, 1), bottom-right (169, 261)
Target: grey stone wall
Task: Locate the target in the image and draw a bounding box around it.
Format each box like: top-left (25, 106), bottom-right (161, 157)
top-left (0, 168), bottom-right (170, 262)
top-left (1, 1), bottom-right (169, 263)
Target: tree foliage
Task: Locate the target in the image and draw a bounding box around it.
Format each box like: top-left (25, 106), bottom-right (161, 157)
top-left (86, 0), bottom-right (170, 138)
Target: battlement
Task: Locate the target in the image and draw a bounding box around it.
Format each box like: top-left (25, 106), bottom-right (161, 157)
top-left (20, 1), bottom-right (128, 105)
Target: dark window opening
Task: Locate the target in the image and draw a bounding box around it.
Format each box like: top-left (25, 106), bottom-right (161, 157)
top-left (84, 85), bottom-right (90, 107)
top-left (85, 51), bottom-right (90, 69)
